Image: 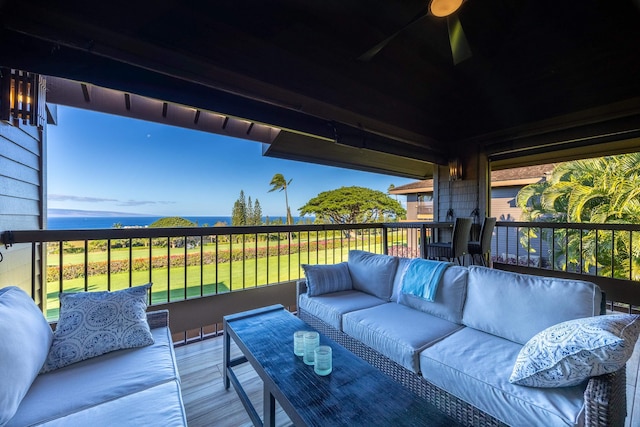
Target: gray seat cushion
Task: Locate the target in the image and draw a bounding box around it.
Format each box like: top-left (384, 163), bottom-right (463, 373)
top-left (7, 326), bottom-right (182, 427)
top-left (463, 266), bottom-right (602, 345)
top-left (397, 265), bottom-right (468, 324)
top-left (298, 290), bottom-right (387, 330)
top-left (420, 327), bottom-right (586, 427)
top-left (32, 380), bottom-right (187, 427)
top-left (342, 303), bottom-right (463, 373)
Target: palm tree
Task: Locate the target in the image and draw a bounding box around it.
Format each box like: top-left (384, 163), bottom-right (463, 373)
top-left (269, 173), bottom-right (293, 225)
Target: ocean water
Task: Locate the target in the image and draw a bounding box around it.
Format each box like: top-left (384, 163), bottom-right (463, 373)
top-left (47, 216), bottom-right (300, 230)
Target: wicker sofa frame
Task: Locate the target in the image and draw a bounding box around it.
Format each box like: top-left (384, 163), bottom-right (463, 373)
top-left (297, 285), bottom-right (627, 427)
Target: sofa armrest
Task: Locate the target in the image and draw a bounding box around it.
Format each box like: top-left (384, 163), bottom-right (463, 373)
top-left (147, 309), bottom-right (169, 329)
top-left (584, 365), bottom-right (626, 427)
top-left (296, 279), bottom-right (308, 310)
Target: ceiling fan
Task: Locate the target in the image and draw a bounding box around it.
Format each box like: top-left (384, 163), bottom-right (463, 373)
top-left (358, 0), bottom-right (472, 65)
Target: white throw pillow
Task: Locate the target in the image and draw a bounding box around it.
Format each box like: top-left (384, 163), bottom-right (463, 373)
top-left (302, 262), bottom-right (352, 296)
top-left (41, 283), bottom-right (154, 373)
top-left (0, 286), bottom-right (53, 425)
top-left (510, 314), bottom-right (640, 387)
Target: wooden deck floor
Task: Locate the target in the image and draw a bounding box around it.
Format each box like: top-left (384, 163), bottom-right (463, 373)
top-left (175, 334), bottom-right (640, 427)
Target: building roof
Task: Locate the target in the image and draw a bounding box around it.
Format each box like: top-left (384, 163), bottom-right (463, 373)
top-left (389, 164), bottom-right (555, 194)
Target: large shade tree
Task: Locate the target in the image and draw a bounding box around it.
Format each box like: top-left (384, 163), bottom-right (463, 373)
top-left (149, 217), bottom-right (198, 248)
top-left (299, 186), bottom-right (405, 224)
top-left (516, 153), bottom-right (640, 278)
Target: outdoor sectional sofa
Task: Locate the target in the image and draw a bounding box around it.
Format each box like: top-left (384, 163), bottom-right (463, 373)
top-left (0, 285), bottom-right (187, 427)
top-left (297, 250), bottom-right (640, 427)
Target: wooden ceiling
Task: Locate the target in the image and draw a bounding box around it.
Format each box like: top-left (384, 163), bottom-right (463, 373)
top-left (2, 0), bottom-right (640, 177)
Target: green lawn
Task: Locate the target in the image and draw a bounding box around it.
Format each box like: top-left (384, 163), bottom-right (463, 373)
top-left (44, 241), bottom-right (388, 320)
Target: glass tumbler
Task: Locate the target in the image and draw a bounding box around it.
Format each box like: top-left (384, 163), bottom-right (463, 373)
top-left (303, 331), bottom-right (320, 365)
top-left (293, 330), bottom-right (306, 356)
top-left (314, 345), bottom-right (332, 376)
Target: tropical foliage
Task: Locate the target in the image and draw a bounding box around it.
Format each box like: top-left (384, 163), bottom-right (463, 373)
top-left (516, 154), bottom-right (640, 278)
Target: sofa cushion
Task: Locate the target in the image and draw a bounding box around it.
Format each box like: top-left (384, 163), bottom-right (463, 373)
top-left (342, 303), bottom-right (463, 373)
top-left (0, 287), bottom-right (53, 426)
top-left (420, 327), bottom-right (587, 427)
top-left (41, 283), bottom-right (154, 373)
top-left (397, 265), bottom-right (468, 324)
top-left (463, 266), bottom-right (601, 345)
top-left (7, 325), bottom-right (179, 426)
top-left (30, 380), bottom-right (187, 427)
top-left (390, 257), bottom-right (413, 302)
top-left (298, 290), bottom-right (386, 330)
top-left (510, 314), bottom-right (640, 387)
top-left (400, 259), bottom-right (452, 301)
top-left (302, 262), bottom-right (352, 296)
top-left (348, 250), bottom-right (398, 300)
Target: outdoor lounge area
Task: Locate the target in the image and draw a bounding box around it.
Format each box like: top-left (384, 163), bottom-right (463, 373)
top-left (2, 218), bottom-right (640, 426)
top-left (3, 0), bottom-right (640, 425)
top-left (0, 242), bottom-right (638, 426)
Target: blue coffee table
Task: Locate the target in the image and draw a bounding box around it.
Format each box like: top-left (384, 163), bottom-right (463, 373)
top-left (223, 304), bottom-right (462, 427)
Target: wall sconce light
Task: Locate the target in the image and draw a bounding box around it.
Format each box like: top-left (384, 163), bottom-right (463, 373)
top-left (0, 68), bottom-right (45, 128)
top-left (449, 158), bottom-right (463, 181)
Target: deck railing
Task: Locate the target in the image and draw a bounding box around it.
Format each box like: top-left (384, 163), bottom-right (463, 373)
top-left (1, 223), bottom-right (430, 337)
top-left (492, 221), bottom-right (640, 313)
top-left (3, 220), bottom-right (640, 342)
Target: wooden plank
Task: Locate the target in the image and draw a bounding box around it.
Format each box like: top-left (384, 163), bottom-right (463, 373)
top-left (0, 213), bottom-right (40, 231)
top-left (0, 134), bottom-right (41, 170)
top-left (0, 121), bottom-right (40, 153)
top-left (175, 336), bottom-right (292, 427)
top-left (0, 195), bottom-right (40, 215)
top-left (0, 175), bottom-right (39, 200)
top-left (0, 156), bottom-right (40, 185)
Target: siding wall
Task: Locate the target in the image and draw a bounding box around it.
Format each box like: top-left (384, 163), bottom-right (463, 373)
top-left (491, 187), bottom-right (522, 222)
top-left (405, 194), bottom-right (418, 220)
top-left (0, 119), bottom-right (45, 306)
top-left (435, 157), bottom-right (488, 242)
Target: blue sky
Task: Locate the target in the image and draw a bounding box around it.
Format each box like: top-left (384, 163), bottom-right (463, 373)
top-left (47, 106), bottom-right (414, 217)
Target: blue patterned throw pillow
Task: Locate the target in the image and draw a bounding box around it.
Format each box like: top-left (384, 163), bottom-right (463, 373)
top-left (302, 263), bottom-right (352, 296)
top-left (41, 283), bottom-right (154, 373)
top-left (510, 314), bottom-right (640, 387)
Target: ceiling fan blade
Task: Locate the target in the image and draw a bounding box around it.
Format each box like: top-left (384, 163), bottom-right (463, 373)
top-left (358, 33), bottom-right (403, 62)
top-left (358, 7), bottom-right (429, 61)
top-left (447, 14), bottom-right (472, 65)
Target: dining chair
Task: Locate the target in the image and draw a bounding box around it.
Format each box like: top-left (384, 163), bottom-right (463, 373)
top-left (467, 217), bottom-right (496, 266)
top-left (425, 217), bottom-right (473, 265)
